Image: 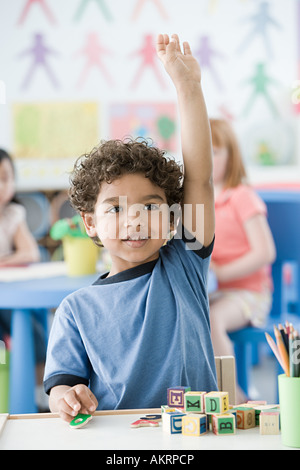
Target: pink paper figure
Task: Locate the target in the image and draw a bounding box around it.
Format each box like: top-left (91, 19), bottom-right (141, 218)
top-left (195, 36), bottom-right (225, 90)
top-left (130, 34), bottom-right (166, 90)
top-left (18, 33), bottom-right (59, 90)
top-left (76, 33), bottom-right (114, 88)
top-left (17, 0), bottom-right (56, 25)
top-left (131, 0), bottom-right (168, 20)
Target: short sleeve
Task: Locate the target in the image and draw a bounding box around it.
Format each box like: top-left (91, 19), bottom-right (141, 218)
top-left (43, 299), bottom-right (91, 395)
top-left (231, 186), bottom-right (267, 224)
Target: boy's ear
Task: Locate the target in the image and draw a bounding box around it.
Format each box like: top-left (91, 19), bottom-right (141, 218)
top-left (81, 212), bottom-right (97, 238)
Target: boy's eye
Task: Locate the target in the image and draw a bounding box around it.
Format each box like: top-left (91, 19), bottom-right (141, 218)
top-left (144, 203), bottom-right (160, 211)
top-left (107, 206), bottom-right (122, 214)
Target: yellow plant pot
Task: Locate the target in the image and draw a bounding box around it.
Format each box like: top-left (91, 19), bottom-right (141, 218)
top-left (63, 236), bottom-right (99, 277)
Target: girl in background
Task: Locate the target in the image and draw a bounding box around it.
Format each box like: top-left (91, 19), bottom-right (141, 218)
top-left (209, 119), bottom-right (276, 403)
top-left (0, 149), bottom-right (47, 410)
top-left (0, 149), bottom-right (40, 266)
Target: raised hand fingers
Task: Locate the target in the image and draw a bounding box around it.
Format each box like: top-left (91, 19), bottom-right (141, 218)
top-left (183, 41), bottom-right (192, 56)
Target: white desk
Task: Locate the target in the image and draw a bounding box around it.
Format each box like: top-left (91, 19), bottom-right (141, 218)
top-left (0, 410), bottom-right (291, 450)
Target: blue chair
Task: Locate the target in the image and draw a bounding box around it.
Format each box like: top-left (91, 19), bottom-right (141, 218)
top-left (229, 190), bottom-right (300, 399)
top-left (16, 191), bottom-right (50, 240)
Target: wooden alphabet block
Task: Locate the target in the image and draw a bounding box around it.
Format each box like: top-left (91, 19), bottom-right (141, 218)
top-left (184, 391), bottom-right (206, 413)
top-left (161, 405), bottom-right (177, 414)
top-left (259, 411), bottom-right (280, 435)
top-left (236, 407), bottom-right (256, 429)
top-left (167, 386), bottom-right (191, 408)
top-left (205, 391), bottom-right (229, 414)
top-left (212, 413), bottom-right (236, 435)
top-left (162, 412), bottom-right (186, 434)
top-left (182, 414), bottom-right (208, 436)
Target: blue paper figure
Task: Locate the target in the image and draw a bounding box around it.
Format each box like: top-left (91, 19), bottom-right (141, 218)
top-left (18, 33), bottom-right (59, 90)
top-left (194, 36), bottom-right (225, 90)
top-left (237, 1), bottom-right (281, 59)
top-left (242, 63), bottom-right (279, 117)
top-left (73, 0), bottom-right (113, 22)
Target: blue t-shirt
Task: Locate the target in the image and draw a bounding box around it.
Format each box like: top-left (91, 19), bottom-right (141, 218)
top-left (44, 229), bottom-right (217, 409)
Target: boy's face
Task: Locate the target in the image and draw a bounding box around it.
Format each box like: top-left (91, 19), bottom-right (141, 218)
top-left (82, 173), bottom-right (171, 276)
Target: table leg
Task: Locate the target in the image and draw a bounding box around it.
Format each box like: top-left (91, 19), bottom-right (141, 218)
top-left (9, 309), bottom-right (37, 414)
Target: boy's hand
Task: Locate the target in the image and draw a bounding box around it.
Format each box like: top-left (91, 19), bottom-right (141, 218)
top-left (156, 34), bottom-right (201, 88)
top-left (55, 384), bottom-right (98, 423)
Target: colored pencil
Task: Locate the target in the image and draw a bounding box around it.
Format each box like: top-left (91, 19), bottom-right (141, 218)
top-left (265, 322), bottom-right (300, 378)
top-left (290, 330), bottom-right (300, 378)
top-left (278, 323), bottom-right (289, 354)
top-left (265, 332), bottom-right (285, 371)
top-left (274, 325), bottom-right (290, 377)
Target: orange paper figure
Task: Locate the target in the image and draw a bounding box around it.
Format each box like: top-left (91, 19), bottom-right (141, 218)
top-left (131, 0), bottom-right (168, 21)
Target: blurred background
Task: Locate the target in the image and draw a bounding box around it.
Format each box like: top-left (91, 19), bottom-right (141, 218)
top-left (0, 0), bottom-right (299, 258)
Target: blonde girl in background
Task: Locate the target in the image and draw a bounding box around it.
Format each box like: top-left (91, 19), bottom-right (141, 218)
top-left (209, 119), bottom-right (276, 403)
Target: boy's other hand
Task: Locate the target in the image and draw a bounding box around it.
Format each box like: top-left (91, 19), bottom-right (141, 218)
top-left (156, 34), bottom-right (201, 88)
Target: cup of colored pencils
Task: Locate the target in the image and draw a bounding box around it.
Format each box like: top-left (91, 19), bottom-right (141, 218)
top-left (265, 321), bottom-right (300, 378)
top-left (266, 322), bottom-right (300, 448)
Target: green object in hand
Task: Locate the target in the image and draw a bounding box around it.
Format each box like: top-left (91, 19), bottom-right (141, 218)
top-left (69, 413), bottom-right (93, 429)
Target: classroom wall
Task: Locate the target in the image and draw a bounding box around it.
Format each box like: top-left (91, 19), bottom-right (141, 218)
top-left (0, 0), bottom-right (299, 191)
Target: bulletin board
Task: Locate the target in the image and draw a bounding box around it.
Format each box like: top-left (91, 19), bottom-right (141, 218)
top-left (0, 0), bottom-right (299, 190)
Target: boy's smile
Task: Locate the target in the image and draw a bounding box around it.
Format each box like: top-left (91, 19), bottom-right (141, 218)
top-left (82, 173), bottom-right (171, 276)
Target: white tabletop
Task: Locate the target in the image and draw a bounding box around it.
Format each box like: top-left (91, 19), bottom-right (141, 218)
top-left (0, 411), bottom-right (291, 451)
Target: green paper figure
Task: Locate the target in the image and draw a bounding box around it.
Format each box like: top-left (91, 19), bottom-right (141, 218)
top-left (74, 0), bottom-right (113, 22)
top-left (242, 63), bottom-right (279, 117)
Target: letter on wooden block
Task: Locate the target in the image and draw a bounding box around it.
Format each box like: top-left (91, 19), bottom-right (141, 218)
top-left (167, 386), bottom-right (191, 407)
top-left (162, 412), bottom-right (185, 434)
top-left (205, 391), bottom-right (229, 414)
top-left (184, 391), bottom-right (206, 413)
top-left (212, 413), bottom-right (236, 435)
top-left (236, 407), bottom-right (256, 429)
top-left (259, 411), bottom-right (280, 435)
top-left (182, 414), bottom-right (208, 436)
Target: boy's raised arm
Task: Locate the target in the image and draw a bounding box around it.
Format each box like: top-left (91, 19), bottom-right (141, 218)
top-left (156, 34), bottom-right (214, 247)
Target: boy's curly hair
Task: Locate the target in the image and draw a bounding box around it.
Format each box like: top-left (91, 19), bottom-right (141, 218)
top-left (69, 138), bottom-right (184, 214)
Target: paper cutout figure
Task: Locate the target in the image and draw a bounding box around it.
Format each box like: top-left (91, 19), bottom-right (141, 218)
top-left (76, 33), bottom-right (114, 88)
top-left (17, 0), bottom-right (56, 25)
top-left (18, 33), bottom-right (59, 90)
top-left (242, 63), bottom-right (279, 117)
top-left (237, 1), bottom-right (281, 59)
top-left (195, 36), bottom-right (225, 90)
top-left (130, 34), bottom-right (166, 89)
top-left (73, 0), bottom-right (113, 22)
top-left (131, 0), bottom-right (168, 21)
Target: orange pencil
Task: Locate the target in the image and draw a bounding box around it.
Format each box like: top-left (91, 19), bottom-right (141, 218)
top-left (274, 325), bottom-right (290, 376)
top-left (265, 332), bottom-right (285, 371)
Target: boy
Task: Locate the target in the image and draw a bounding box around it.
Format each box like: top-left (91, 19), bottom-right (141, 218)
top-left (44, 34), bottom-right (217, 422)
